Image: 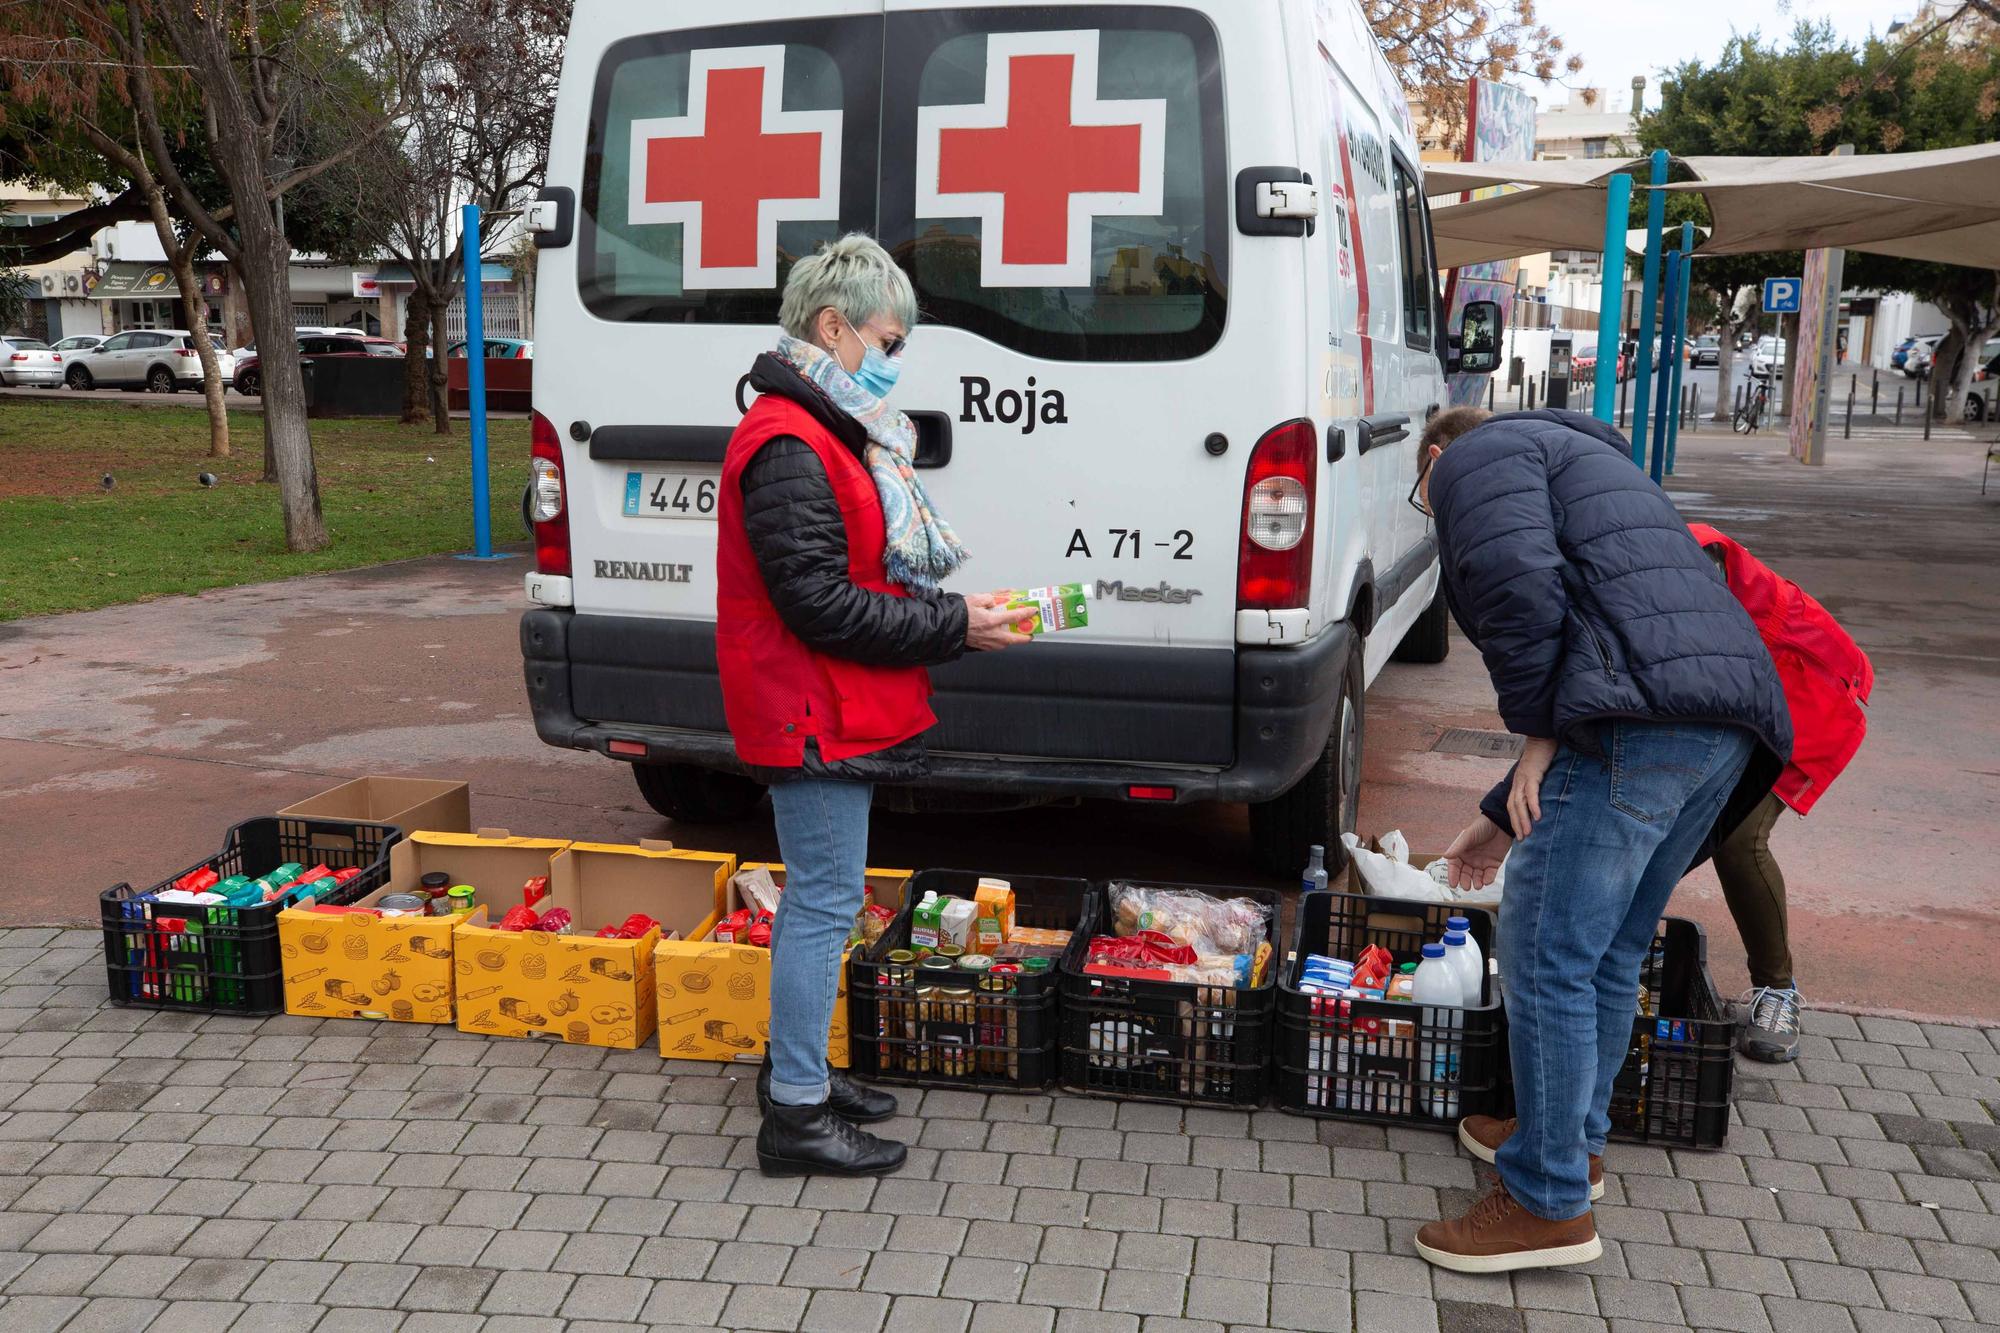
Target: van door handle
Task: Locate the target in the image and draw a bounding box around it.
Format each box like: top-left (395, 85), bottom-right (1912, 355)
top-left (1357, 413), bottom-right (1411, 454)
top-left (907, 411), bottom-right (953, 468)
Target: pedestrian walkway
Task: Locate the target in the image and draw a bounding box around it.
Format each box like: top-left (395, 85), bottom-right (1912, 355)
top-left (1, 929), bottom-right (1996, 1332)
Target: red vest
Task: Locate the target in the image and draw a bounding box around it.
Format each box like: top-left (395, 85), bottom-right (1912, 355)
top-left (1689, 523), bottom-right (1873, 815)
top-left (715, 395), bottom-right (936, 768)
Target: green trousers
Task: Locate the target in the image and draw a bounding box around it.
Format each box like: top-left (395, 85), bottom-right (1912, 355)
top-left (1712, 791), bottom-right (1794, 990)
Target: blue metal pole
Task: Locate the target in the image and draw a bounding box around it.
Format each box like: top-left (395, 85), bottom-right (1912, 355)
top-left (1665, 221), bottom-right (1694, 474)
top-left (1651, 248), bottom-right (1682, 484)
top-left (1593, 173), bottom-right (1633, 424)
top-left (1628, 149), bottom-right (1669, 465)
top-left (463, 202), bottom-right (493, 560)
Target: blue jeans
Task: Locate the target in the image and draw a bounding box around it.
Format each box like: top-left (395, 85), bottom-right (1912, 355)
top-left (1497, 720), bottom-right (1754, 1220)
top-left (766, 777), bottom-right (874, 1107)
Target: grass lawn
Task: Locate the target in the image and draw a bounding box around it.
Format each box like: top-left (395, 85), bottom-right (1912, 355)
top-left (0, 397), bottom-right (525, 621)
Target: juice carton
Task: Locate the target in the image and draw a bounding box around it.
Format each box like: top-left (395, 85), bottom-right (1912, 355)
top-left (940, 898), bottom-right (977, 950)
top-left (973, 880), bottom-right (1015, 950)
top-left (911, 891), bottom-right (945, 956)
top-left (1005, 584), bottom-right (1093, 635)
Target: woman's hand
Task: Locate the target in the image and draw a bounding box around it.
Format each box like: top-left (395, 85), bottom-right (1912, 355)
top-left (963, 593), bottom-right (1037, 651)
top-left (1508, 736), bottom-right (1559, 840)
top-left (1443, 814), bottom-right (1513, 890)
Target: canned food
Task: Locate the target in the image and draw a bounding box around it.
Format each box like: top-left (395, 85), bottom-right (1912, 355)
top-left (978, 974), bottom-right (1011, 1077)
top-left (1021, 956), bottom-right (1053, 975)
top-left (882, 950), bottom-right (918, 1073)
top-left (430, 895), bottom-right (458, 917)
top-left (420, 872), bottom-right (451, 893)
top-left (446, 885), bottom-right (477, 917)
top-left (379, 894), bottom-right (427, 915)
top-left (957, 954), bottom-right (995, 974)
top-left (378, 907), bottom-right (418, 918)
top-left (937, 983), bottom-right (975, 1077)
top-left (936, 944), bottom-right (964, 963)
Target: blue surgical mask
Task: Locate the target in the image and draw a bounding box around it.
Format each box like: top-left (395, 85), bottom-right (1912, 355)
top-left (841, 315), bottom-right (905, 400)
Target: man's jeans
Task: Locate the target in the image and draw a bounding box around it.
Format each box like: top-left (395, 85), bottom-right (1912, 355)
top-left (765, 778), bottom-right (875, 1107)
top-left (1497, 721), bottom-right (1754, 1220)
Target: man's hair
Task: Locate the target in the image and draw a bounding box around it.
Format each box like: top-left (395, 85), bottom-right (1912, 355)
top-left (1421, 405), bottom-right (1492, 455)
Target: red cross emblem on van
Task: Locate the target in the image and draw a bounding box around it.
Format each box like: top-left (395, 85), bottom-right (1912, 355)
top-left (629, 46), bottom-right (843, 290)
top-left (916, 30), bottom-right (1166, 289)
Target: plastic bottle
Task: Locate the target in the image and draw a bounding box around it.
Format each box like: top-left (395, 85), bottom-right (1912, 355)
top-left (1443, 926), bottom-right (1483, 1007)
top-left (1411, 942), bottom-right (1463, 1119)
top-left (1446, 915), bottom-right (1485, 1000)
top-left (1301, 844), bottom-right (1329, 894)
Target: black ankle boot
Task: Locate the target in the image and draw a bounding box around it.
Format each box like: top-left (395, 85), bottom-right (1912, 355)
top-left (757, 1062), bottom-right (898, 1124)
top-left (757, 1102), bottom-right (908, 1178)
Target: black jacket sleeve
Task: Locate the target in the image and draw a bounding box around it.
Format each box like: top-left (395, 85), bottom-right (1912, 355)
top-left (739, 436), bottom-right (969, 668)
top-left (1433, 439), bottom-right (1570, 741)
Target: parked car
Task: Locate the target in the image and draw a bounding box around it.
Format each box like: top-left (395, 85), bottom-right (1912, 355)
top-left (51, 334), bottom-right (108, 357)
top-left (447, 337), bottom-right (534, 360)
top-left (1904, 333), bottom-right (1945, 379)
top-left (523, 0), bottom-right (1492, 875)
top-left (1690, 334), bottom-right (1721, 368)
top-left (234, 334), bottom-right (401, 396)
top-left (1750, 336), bottom-right (1787, 379)
top-left (63, 330), bottom-right (236, 392)
top-left (1961, 338), bottom-right (2000, 422)
top-left (0, 336), bottom-right (65, 388)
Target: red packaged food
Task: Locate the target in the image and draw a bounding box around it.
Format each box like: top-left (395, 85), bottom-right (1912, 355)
top-left (1086, 931), bottom-right (1197, 967)
top-left (278, 864), bottom-right (333, 891)
top-left (173, 866), bottom-right (220, 894)
top-left (331, 867), bottom-right (362, 884)
top-left (614, 913), bottom-right (660, 940)
top-left (521, 875), bottom-right (551, 908)
top-left (747, 918), bottom-right (773, 948)
top-left (498, 905), bottom-right (540, 932)
top-left (530, 907), bottom-right (573, 934)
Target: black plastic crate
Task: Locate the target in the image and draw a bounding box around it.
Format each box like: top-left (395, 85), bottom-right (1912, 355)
top-left (847, 870), bottom-right (1090, 1092)
top-left (101, 816), bottom-right (400, 1015)
top-left (1606, 917), bottom-right (1735, 1149)
top-left (1276, 892), bottom-right (1505, 1127)
top-left (1059, 881), bottom-right (1281, 1108)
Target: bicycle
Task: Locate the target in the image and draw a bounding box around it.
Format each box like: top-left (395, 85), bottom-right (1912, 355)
top-left (1733, 377), bottom-right (1771, 434)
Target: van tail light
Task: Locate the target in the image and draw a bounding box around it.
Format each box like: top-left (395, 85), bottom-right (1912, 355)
top-left (1237, 418), bottom-right (1318, 611)
top-left (529, 411), bottom-right (571, 577)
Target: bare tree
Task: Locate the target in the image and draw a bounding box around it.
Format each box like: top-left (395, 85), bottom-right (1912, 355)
top-left (364, 0), bottom-right (565, 433)
top-left (1366, 1), bottom-right (1586, 144)
top-left (3, 0), bottom-right (425, 551)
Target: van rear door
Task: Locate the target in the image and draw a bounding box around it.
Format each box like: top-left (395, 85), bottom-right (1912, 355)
top-left (877, 4), bottom-right (1286, 764)
top-left (556, 3), bottom-right (885, 625)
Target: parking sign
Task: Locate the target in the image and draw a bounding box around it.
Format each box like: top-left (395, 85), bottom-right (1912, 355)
top-left (1763, 277), bottom-right (1802, 313)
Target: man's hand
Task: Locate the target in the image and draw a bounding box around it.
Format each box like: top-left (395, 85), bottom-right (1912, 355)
top-left (1508, 736), bottom-right (1559, 840)
top-left (1443, 815), bottom-right (1513, 891)
top-left (963, 593), bottom-right (1037, 651)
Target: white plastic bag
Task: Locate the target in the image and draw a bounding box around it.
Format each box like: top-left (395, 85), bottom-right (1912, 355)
top-left (1341, 832), bottom-right (1505, 907)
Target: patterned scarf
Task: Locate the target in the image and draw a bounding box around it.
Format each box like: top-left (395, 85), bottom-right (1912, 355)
top-left (773, 334), bottom-right (969, 591)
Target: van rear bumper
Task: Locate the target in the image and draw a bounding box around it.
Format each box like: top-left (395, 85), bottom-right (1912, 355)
top-left (521, 609), bottom-right (1351, 804)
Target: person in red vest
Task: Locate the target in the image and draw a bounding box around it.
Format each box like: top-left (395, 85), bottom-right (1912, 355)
top-left (1689, 523), bottom-right (1875, 1063)
top-left (717, 234), bottom-right (1033, 1178)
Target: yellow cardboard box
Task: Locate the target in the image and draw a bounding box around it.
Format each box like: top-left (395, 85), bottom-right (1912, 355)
top-left (278, 829), bottom-right (565, 1023)
top-left (654, 863), bottom-right (911, 1068)
top-left (455, 840), bottom-right (731, 1049)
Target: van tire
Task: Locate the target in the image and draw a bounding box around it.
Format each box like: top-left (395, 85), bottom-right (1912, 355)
top-left (1392, 586), bottom-right (1451, 665)
top-left (632, 763), bottom-right (764, 824)
top-left (1248, 644), bottom-right (1364, 879)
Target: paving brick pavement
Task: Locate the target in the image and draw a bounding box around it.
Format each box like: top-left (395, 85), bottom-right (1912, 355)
top-left (2, 929), bottom-right (1998, 1332)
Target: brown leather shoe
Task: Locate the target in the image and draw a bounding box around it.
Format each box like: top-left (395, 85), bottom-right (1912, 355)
top-left (1458, 1116), bottom-right (1604, 1201)
top-left (1416, 1183), bottom-right (1602, 1273)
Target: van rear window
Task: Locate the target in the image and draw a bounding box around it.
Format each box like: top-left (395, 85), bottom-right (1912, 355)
top-left (881, 8), bottom-right (1228, 362)
top-left (578, 18), bottom-right (882, 324)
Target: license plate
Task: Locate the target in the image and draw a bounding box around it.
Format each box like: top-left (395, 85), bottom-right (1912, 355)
top-left (623, 470), bottom-right (719, 520)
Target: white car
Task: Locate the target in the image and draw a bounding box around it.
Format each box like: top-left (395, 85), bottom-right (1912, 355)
top-left (1750, 337), bottom-right (1787, 379)
top-left (0, 336), bottom-right (64, 388)
top-left (1961, 338), bottom-right (2000, 422)
top-left (522, 0), bottom-right (1489, 874)
top-left (63, 329), bottom-right (237, 393)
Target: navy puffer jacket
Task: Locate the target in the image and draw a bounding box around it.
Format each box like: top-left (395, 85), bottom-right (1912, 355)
top-left (1429, 410), bottom-right (1793, 832)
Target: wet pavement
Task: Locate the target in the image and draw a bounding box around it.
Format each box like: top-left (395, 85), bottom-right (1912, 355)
top-left (1, 418), bottom-right (1995, 1022)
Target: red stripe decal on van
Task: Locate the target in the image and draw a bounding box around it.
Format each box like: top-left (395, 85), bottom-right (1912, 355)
top-left (1334, 127), bottom-right (1374, 415)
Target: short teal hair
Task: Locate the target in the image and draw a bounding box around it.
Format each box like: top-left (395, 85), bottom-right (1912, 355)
top-left (780, 233), bottom-right (918, 342)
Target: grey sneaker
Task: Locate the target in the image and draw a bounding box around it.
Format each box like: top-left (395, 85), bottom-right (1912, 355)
top-left (1738, 986), bottom-right (1802, 1063)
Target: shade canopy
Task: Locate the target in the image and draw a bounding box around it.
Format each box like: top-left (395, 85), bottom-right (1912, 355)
top-left (1425, 141), bottom-right (2000, 270)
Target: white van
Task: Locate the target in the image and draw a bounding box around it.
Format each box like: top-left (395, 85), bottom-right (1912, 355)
top-left (522, 0), bottom-right (1499, 874)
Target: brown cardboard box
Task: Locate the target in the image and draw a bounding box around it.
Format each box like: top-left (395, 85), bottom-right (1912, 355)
top-left (654, 863), bottom-right (911, 1068)
top-left (456, 840), bottom-right (731, 1049)
top-left (280, 776), bottom-right (473, 836)
top-left (278, 830), bottom-right (566, 1023)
